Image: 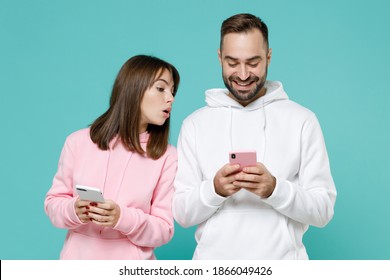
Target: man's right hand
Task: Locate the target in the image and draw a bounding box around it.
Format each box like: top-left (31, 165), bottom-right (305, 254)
top-left (214, 163), bottom-right (242, 197)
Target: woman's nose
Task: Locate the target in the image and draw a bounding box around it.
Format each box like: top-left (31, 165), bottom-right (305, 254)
top-left (166, 92), bottom-right (174, 103)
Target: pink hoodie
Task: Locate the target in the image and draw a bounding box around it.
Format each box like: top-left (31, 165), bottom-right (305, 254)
top-left (45, 128), bottom-right (177, 259)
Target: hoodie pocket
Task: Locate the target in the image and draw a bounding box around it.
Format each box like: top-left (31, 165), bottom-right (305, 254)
top-left (195, 209), bottom-right (296, 259)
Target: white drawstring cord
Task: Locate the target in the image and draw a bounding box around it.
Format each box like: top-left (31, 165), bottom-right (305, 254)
top-left (262, 98), bottom-right (267, 163)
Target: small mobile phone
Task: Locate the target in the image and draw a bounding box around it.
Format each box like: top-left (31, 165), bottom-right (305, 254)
top-left (75, 185), bottom-right (105, 203)
top-left (229, 150), bottom-right (257, 171)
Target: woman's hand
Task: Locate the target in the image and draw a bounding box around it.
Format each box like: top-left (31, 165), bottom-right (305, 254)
top-left (74, 198), bottom-right (92, 223)
top-left (86, 199), bottom-right (121, 228)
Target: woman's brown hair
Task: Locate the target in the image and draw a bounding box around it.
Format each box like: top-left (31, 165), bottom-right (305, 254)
top-left (90, 55), bottom-right (180, 159)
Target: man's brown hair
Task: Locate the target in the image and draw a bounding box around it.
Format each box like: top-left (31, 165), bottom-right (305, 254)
top-left (220, 13), bottom-right (269, 50)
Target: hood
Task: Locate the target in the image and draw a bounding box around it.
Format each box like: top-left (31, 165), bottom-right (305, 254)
top-left (205, 80), bottom-right (288, 110)
top-left (204, 81), bottom-right (288, 162)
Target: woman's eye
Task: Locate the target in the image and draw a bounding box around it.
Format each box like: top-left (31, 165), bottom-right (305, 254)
top-left (156, 87), bottom-right (165, 92)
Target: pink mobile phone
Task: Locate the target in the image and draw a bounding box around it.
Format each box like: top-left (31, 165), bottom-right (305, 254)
top-left (229, 150), bottom-right (257, 170)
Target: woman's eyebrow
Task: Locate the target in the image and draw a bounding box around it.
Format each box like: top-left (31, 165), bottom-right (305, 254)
top-left (155, 78), bottom-right (169, 84)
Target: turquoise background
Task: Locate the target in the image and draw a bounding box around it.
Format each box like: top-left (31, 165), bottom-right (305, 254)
top-left (1, 0), bottom-right (389, 259)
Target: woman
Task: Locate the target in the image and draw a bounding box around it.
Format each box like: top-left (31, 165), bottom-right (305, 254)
top-left (45, 55), bottom-right (180, 259)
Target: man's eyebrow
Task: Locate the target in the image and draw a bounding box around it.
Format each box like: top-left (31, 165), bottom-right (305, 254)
top-left (224, 56), bottom-right (238, 61)
top-left (247, 56), bottom-right (262, 61)
top-left (224, 55), bottom-right (262, 62)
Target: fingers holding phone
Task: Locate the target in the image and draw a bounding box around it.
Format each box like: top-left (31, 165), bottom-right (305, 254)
top-left (233, 162), bottom-right (276, 198)
top-left (226, 150), bottom-right (275, 198)
top-left (214, 163), bottom-right (242, 197)
top-left (87, 199), bottom-right (121, 228)
top-left (74, 198), bottom-right (92, 223)
top-left (214, 150), bottom-right (258, 197)
top-left (74, 185), bottom-right (120, 227)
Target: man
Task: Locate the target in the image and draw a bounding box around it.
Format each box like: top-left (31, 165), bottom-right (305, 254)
top-left (173, 13), bottom-right (336, 260)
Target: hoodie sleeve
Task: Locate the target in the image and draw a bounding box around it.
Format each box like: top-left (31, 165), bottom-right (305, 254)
top-left (173, 119), bottom-right (228, 228)
top-left (44, 137), bottom-right (84, 229)
top-left (113, 147), bottom-right (177, 248)
top-left (263, 114), bottom-right (337, 227)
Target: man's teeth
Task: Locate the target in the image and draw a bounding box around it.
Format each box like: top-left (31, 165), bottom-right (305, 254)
top-left (237, 81), bottom-right (251, 86)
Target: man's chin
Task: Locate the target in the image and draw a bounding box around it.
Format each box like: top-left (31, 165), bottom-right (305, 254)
top-left (232, 88), bottom-right (256, 101)
top-left (225, 80), bottom-right (259, 101)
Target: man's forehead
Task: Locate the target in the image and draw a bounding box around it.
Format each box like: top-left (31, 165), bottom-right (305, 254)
top-left (221, 30), bottom-right (268, 55)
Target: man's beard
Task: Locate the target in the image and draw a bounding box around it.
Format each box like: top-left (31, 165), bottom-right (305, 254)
top-left (223, 68), bottom-right (268, 102)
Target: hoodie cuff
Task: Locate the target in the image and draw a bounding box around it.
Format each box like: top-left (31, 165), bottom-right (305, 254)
top-left (262, 178), bottom-right (293, 209)
top-left (113, 205), bottom-right (136, 235)
top-left (200, 179), bottom-right (228, 207)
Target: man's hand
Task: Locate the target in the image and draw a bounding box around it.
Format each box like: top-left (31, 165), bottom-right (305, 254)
top-left (232, 163), bottom-right (276, 198)
top-left (214, 163), bottom-right (242, 197)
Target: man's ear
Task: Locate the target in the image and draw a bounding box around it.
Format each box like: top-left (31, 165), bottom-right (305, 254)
top-left (218, 49), bottom-right (222, 66)
top-left (267, 48), bottom-right (272, 65)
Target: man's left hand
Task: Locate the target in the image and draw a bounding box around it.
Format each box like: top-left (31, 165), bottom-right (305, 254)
top-left (232, 163), bottom-right (276, 198)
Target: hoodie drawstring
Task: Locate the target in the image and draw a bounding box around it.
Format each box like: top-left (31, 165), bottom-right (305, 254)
top-left (100, 144), bottom-right (133, 235)
top-left (205, 81), bottom-right (288, 165)
top-left (228, 101), bottom-right (267, 163)
top-left (262, 99), bottom-right (267, 163)
top-left (229, 105), bottom-right (233, 151)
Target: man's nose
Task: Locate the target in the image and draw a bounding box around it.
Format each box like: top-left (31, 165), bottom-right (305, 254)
top-left (237, 65), bottom-right (250, 80)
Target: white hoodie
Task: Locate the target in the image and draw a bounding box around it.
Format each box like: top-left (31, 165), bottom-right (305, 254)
top-left (173, 81), bottom-right (336, 259)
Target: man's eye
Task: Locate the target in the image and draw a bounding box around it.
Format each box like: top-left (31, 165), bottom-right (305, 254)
top-left (248, 63), bottom-right (258, 67)
top-left (228, 63), bottom-right (238, 67)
